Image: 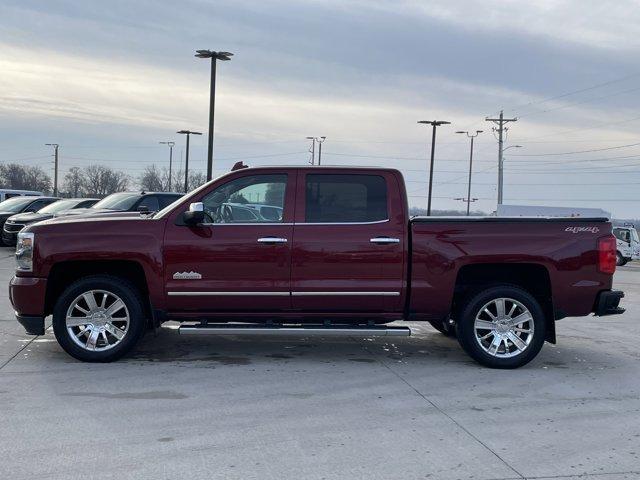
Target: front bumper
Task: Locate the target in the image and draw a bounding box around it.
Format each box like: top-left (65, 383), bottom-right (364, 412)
top-left (10, 276), bottom-right (48, 335)
top-left (2, 229), bottom-right (17, 245)
top-left (16, 314), bottom-right (45, 335)
top-left (594, 290), bottom-right (625, 316)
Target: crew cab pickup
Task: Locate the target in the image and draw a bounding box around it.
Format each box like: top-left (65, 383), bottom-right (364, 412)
top-left (10, 166), bottom-right (624, 368)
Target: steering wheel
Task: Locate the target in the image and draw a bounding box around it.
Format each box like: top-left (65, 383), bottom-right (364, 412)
top-left (213, 204), bottom-right (233, 223)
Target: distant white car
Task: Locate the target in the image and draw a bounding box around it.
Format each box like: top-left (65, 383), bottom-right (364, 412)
top-left (0, 189), bottom-right (43, 202)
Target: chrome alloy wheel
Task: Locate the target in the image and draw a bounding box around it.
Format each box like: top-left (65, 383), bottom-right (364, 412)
top-left (66, 290), bottom-right (130, 351)
top-left (473, 297), bottom-right (534, 358)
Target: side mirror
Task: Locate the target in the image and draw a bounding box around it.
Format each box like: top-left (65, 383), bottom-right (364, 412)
top-left (183, 202), bottom-right (205, 225)
top-left (137, 205), bottom-right (150, 213)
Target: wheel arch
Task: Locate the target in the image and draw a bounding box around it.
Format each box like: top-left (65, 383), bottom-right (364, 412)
top-left (452, 262), bottom-right (555, 343)
top-left (45, 260), bottom-right (151, 321)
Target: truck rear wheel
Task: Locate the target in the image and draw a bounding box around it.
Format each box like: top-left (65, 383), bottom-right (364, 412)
top-left (52, 275), bottom-right (146, 362)
top-left (456, 285), bottom-right (546, 369)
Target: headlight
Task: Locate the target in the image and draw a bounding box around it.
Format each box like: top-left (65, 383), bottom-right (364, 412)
top-left (16, 232), bottom-right (34, 272)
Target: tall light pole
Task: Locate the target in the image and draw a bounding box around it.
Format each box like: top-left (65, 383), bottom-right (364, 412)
top-left (316, 136), bottom-right (326, 165)
top-left (486, 110), bottom-right (517, 205)
top-left (500, 145), bottom-right (522, 204)
top-left (306, 136), bottom-right (316, 165)
top-left (195, 50), bottom-right (233, 182)
top-left (456, 130), bottom-right (483, 216)
top-left (418, 120), bottom-right (450, 215)
top-left (159, 141), bottom-right (175, 191)
top-left (45, 143), bottom-right (59, 196)
top-left (177, 130), bottom-right (202, 193)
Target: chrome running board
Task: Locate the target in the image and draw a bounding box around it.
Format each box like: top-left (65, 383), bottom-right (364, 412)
top-left (179, 324), bottom-right (411, 337)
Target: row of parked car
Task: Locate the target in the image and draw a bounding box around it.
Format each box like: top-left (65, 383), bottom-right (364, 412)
top-left (0, 190), bottom-right (183, 246)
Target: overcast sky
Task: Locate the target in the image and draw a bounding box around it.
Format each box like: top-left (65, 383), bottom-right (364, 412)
top-left (1, 0), bottom-right (639, 216)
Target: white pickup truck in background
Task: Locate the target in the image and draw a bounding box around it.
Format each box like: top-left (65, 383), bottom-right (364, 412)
top-left (614, 226), bottom-right (640, 266)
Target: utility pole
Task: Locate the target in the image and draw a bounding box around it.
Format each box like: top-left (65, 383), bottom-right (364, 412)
top-left (417, 120), bottom-right (450, 215)
top-left (316, 137), bottom-right (326, 165)
top-left (455, 130), bottom-right (483, 215)
top-left (306, 136), bottom-right (316, 165)
top-left (159, 141), bottom-right (175, 191)
top-left (195, 50), bottom-right (233, 182)
top-left (486, 110), bottom-right (517, 205)
top-left (45, 143), bottom-right (59, 196)
top-left (177, 130), bottom-right (202, 193)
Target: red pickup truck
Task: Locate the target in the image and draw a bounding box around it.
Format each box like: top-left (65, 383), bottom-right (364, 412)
top-left (10, 166), bottom-right (624, 368)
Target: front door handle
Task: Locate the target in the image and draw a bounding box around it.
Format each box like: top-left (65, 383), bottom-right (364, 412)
top-left (370, 237), bottom-right (400, 244)
top-left (258, 237), bottom-right (288, 244)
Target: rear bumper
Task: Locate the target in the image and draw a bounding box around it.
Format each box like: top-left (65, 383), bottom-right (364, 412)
top-left (594, 290), bottom-right (625, 316)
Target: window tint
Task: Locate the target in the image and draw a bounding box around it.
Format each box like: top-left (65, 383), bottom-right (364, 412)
top-left (202, 174), bottom-right (287, 223)
top-left (158, 195), bottom-right (181, 209)
top-left (27, 200), bottom-right (51, 212)
top-left (137, 196), bottom-right (160, 211)
top-left (305, 174), bottom-right (387, 223)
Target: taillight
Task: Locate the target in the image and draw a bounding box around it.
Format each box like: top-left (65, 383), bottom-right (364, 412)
top-left (598, 235), bottom-right (617, 274)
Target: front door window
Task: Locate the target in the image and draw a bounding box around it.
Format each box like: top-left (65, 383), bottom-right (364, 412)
top-left (201, 174), bottom-right (287, 223)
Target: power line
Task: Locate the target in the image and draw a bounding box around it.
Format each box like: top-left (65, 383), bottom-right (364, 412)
top-left (508, 72), bottom-right (640, 115)
top-left (510, 141), bottom-right (640, 156)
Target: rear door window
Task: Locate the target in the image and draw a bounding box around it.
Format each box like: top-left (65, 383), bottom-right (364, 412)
top-left (305, 174), bottom-right (387, 223)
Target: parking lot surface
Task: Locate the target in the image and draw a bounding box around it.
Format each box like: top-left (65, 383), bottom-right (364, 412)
top-left (0, 248), bottom-right (638, 480)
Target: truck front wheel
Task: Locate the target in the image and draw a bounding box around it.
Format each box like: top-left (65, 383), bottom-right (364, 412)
top-left (456, 286), bottom-right (546, 369)
top-left (52, 275), bottom-right (146, 362)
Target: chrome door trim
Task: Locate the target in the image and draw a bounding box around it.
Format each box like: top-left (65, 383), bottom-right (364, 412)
top-left (295, 219), bottom-right (390, 226)
top-left (168, 291), bottom-right (400, 297)
top-left (168, 291), bottom-right (290, 297)
top-left (291, 291), bottom-right (400, 296)
top-left (199, 222), bottom-right (294, 226)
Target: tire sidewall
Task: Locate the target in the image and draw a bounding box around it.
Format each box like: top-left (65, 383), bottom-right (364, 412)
top-left (457, 285), bottom-right (546, 369)
top-left (53, 275), bottom-right (146, 362)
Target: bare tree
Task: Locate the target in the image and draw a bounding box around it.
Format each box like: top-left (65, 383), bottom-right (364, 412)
top-left (169, 170), bottom-right (207, 193)
top-left (138, 165), bottom-right (166, 192)
top-left (0, 163), bottom-right (52, 193)
top-left (83, 165), bottom-right (129, 196)
top-left (188, 171), bottom-right (207, 192)
top-left (63, 167), bottom-right (85, 197)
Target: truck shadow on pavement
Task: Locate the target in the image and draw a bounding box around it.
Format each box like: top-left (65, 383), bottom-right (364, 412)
top-left (123, 325), bottom-right (471, 366)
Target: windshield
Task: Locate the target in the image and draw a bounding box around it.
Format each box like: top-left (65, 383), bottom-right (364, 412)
top-left (0, 197), bottom-right (35, 213)
top-left (633, 229), bottom-right (640, 243)
top-left (92, 193), bottom-right (140, 210)
top-left (37, 199), bottom-right (80, 214)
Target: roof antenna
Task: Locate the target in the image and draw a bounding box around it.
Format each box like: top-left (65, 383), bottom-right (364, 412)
top-left (231, 161), bottom-right (249, 171)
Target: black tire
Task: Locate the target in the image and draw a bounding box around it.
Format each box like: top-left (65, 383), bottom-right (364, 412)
top-left (52, 275), bottom-right (147, 362)
top-left (428, 319), bottom-right (456, 337)
top-left (616, 252), bottom-right (627, 266)
top-left (456, 285), bottom-right (546, 369)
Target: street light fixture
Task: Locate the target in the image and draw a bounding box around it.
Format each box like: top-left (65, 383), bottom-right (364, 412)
top-left (306, 136), bottom-right (316, 165)
top-left (177, 130), bottom-right (202, 193)
top-left (45, 143), bottom-right (59, 196)
top-left (195, 49), bottom-right (233, 182)
top-left (418, 120), bottom-right (450, 215)
top-left (159, 141), bottom-right (175, 191)
top-left (455, 130), bottom-right (483, 216)
top-left (499, 145), bottom-right (523, 203)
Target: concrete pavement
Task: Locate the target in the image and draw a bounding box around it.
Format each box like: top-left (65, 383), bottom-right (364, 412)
top-left (0, 248), bottom-right (638, 480)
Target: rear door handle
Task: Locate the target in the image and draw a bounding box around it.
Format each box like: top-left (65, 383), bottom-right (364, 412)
top-left (370, 237), bottom-right (400, 244)
top-left (258, 237), bottom-right (288, 244)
